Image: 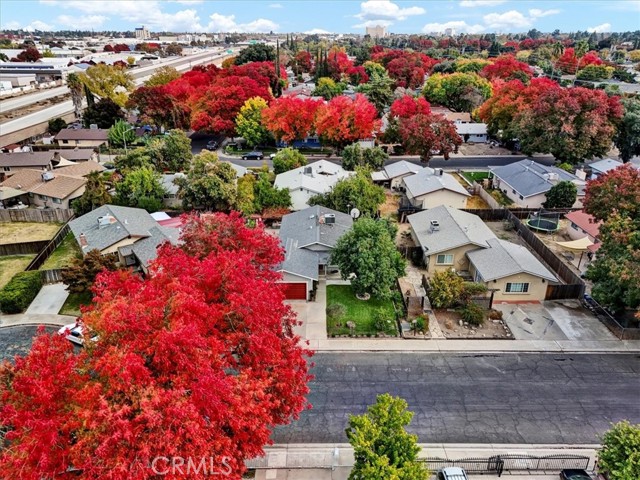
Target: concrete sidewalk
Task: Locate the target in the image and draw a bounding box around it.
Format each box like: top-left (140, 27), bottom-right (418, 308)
top-left (0, 313), bottom-right (76, 328)
top-left (252, 443), bottom-right (599, 480)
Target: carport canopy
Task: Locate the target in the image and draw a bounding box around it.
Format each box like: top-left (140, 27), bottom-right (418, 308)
top-left (556, 237), bottom-right (594, 251)
top-left (0, 186), bottom-right (24, 201)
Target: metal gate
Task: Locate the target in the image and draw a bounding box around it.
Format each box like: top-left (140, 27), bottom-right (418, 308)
top-left (424, 454), bottom-right (591, 476)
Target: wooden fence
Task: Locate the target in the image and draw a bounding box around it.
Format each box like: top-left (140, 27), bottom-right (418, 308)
top-left (25, 221), bottom-right (73, 272)
top-left (0, 240), bottom-right (49, 256)
top-left (473, 181), bottom-right (504, 210)
top-left (0, 209), bottom-right (74, 223)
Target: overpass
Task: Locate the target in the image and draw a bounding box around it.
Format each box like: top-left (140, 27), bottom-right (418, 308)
top-left (0, 48), bottom-right (239, 147)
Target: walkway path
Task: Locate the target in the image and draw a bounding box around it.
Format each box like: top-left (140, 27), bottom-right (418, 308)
top-left (25, 283), bottom-right (68, 315)
top-left (0, 313), bottom-right (75, 328)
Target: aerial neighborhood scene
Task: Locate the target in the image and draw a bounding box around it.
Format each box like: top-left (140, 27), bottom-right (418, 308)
top-left (2, 0), bottom-right (640, 479)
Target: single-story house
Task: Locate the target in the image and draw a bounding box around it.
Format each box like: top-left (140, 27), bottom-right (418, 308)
top-left (69, 204), bottom-right (179, 273)
top-left (160, 173), bottom-right (185, 208)
top-left (402, 167), bottom-right (470, 210)
top-left (408, 205), bottom-right (496, 274)
top-left (490, 159), bottom-right (586, 209)
top-left (277, 205), bottom-right (352, 300)
top-left (0, 150), bottom-right (96, 181)
top-left (371, 160), bottom-right (423, 189)
top-left (55, 128), bottom-right (109, 148)
top-left (0, 160), bottom-right (103, 209)
top-left (455, 122), bottom-right (488, 143)
top-left (467, 238), bottom-right (557, 303)
top-left (585, 158), bottom-right (623, 179)
top-left (274, 160), bottom-right (353, 211)
top-left (408, 205), bottom-right (558, 302)
top-left (564, 210), bottom-right (602, 253)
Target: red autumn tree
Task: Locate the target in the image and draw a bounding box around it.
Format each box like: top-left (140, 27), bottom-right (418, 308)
top-left (103, 44), bottom-right (114, 52)
top-left (346, 65), bottom-right (369, 85)
top-left (370, 49), bottom-right (437, 88)
top-left (291, 50), bottom-right (313, 73)
top-left (327, 47), bottom-right (353, 81)
top-left (14, 47), bottom-right (42, 62)
top-left (314, 94), bottom-right (380, 149)
top-left (0, 213), bottom-right (312, 480)
top-left (390, 95), bottom-right (432, 119)
top-left (398, 113), bottom-right (461, 163)
top-left (583, 163), bottom-right (640, 222)
top-left (556, 47), bottom-right (579, 73)
top-left (477, 78), bottom-right (528, 139)
top-left (580, 51), bottom-right (604, 67)
top-left (481, 55), bottom-right (533, 82)
top-left (262, 97), bottom-right (323, 142)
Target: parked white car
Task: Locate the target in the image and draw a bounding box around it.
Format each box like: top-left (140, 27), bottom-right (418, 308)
top-left (58, 322), bottom-right (96, 346)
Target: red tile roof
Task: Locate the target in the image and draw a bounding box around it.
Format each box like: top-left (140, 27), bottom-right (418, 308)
top-left (565, 210), bottom-right (602, 238)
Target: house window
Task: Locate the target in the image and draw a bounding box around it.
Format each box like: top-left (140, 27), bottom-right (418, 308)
top-left (505, 282), bottom-right (529, 293)
top-left (2, 167), bottom-right (9, 172)
top-left (436, 254), bottom-right (454, 265)
top-left (62, 140), bottom-right (68, 144)
top-left (53, 198), bottom-right (61, 204)
top-left (519, 195), bottom-right (524, 200)
top-left (511, 189), bottom-right (516, 194)
top-left (39, 195), bottom-right (47, 201)
top-left (570, 222), bottom-right (579, 231)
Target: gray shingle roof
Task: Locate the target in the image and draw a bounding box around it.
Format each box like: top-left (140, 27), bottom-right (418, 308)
top-left (403, 168), bottom-right (470, 199)
top-left (490, 159), bottom-right (584, 198)
top-left (408, 205), bottom-right (495, 255)
top-left (587, 158), bottom-right (622, 175)
top-left (383, 161), bottom-right (424, 180)
top-left (467, 238), bottom-right (557, 282)
top-left (69, 205), bottom-right (159, 253)
top-left (127, 226), bottom-right (180, 269)
top-left (55, 129), bottom-right (109, 141)
top-left (278, 205), bottom-right (352, 279)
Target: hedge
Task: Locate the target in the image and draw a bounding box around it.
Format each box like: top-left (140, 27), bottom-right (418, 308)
top-left (0, 271), bottom-right (43, 314)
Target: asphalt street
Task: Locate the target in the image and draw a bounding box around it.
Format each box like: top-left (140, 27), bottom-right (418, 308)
top-left (272, 352), bottom-right (640, 445)
top-left (0, 325), bottom-right (58, 362)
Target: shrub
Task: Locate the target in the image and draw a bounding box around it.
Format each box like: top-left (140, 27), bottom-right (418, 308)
top-left (415, 315), bottom-right (428, 332)
top-left (0, 271), bottom-right (43, 314)
top-left (488, 309), bottom-right (503, 320)
top-left (373, 308), bottom-right (395, 333)
top-left (460, 303), bottom-right (484, 326)
top-left (428, 270), bottom-right (464, 308)
top-left (326, 303), bottom-right (346, 321)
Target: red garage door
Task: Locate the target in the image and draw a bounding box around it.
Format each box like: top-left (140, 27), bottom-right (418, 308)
top-left (282, 282), bottom-right (307, 300)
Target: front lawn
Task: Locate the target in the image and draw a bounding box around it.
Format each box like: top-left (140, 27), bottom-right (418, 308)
top-left (0, 255), bottom-right (35, 289)
top-left (40, 232), bottom-right (82, 270)
top-left (59, 291), bottom-right (93, 317)
top-left (462, 171), bottom-right (490, 183)
top-left (326, 285), bottom-right (398, 337)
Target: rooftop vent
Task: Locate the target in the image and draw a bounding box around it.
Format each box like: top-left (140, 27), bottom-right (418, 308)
top-left (97, 214), bottom-right (117, 228)
top-left (439, 168), bottom-right (444, 176)
top-left (430, 220), bottom-right (440, 232)
top-left (324, 214), bottom-right (336, 224)
top-left (79, 233), bottom-right (88, 248)
top-left (303, 166), bottom-right (313, 176)
top-left (41, 171), bottom-right (54, 182)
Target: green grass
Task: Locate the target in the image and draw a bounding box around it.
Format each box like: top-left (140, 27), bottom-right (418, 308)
top-left (40, 232), bottom-right (82, 270)
top-left (59, 291), bottom-right (93, 317)
top-left (326, 285), bottom-right (397, 337)
top-left (462, 171), bottom-right (490, 183)
top-left (488, 188), bottom-right (515, 206)
top-left (0, 255), bottom-right (35, 289)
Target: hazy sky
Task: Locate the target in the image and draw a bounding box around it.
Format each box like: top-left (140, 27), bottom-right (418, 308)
top-left (1, 1), bottom-right (639, 35)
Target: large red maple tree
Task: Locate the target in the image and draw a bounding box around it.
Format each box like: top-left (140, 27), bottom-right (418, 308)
top-left (261, 96), bottom-right (323, 143)
top-left (314, 94), bottom-right (380, 149)
top-left (0, 213), bottom-right (312, 480)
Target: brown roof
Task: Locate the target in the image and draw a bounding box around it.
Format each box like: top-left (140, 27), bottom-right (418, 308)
top-left (444, 112), bottom-right (472, 122)
top-left (0, 169), bottom-right (86, 199)
top-left (565, 210), bottom-right (602, 238)
top-left (55, 129), bottom-right (109, 141)
top-left (0, 152), bottom-right (54, 168)
top-left (54, 160), bottom-right (104, 177)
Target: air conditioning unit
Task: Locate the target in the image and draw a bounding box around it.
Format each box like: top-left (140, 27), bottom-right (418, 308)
top-left (324, 214), bottom-right (336, 224)
top-left (41, 171), bottom-right (54, 182)
top-left (430, 220), bottom-right (440, 232)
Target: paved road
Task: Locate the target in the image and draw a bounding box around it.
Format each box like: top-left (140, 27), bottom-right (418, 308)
top-left (0, 325), bottom-right (58, 362)
top-left (272, 352), bottom-right (640, 444)
top-left (0, 85), bottom-right (69, 113)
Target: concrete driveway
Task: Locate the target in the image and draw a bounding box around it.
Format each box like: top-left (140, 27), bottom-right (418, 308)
top-left (494, 300), bottom-right (616, 341)
top-left (25, 283), bottom-right (69, 315)
top-left (286, 281), bottom-right (327, 344)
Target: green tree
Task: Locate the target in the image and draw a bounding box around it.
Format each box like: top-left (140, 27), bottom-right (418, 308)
top-left (423, 72), bottom-right (492, 113)
top-left (234, 44), bottom-right (275, 65)
top-left (598, 421), bottom-right (640, 480)
top-left (363, 61), bottom-right (387, 78)
top-left (71, 172), bottom-right (112, 216)
top-left (114, 148), bottom-right (153, 173)
top-left (542, 181), bottom-right (578, 208)
top-left (346, 394), bottom-right (429, 480)
top-left (341, 143), bottom-right (388, 171)
top-left (309, 168), bottom-right (385, 217)
top-left (312, 77), bottom-right (345, 100)
top-left (614, 98), bottom-right (640, 163)
top-left (146, 130), bottom-right (193, 172)
top-left (175, 151), bottom-right (237, 211)
top-left (108, 120), bottom-right (136, 148)
top-left (254, 172), bottom-right (291, 211)
top-left (79, 64), bottom-right (134, 107)
top-left (331, 217), bottom-right (405, 299)
top-left (61, 249), bottom-right (118, 294)
top-left (67, 72), bottom-right (84, 122)
top-left (356, 70), bottom-right (394, 115)
top-left (115, 166), bottom-right (166, 212)
top-left (48, 117), bottom-right (66, 134)
top-left (82, 98), bottom-right (124, 129)
top-left (235, 97), bottom-right (271, 147)
top-left (236, 173), bottom-right (257, 215)
top-left (144, 65), bottom-right (180, 87)
top-left (272, 147), bottom-right (307, 174)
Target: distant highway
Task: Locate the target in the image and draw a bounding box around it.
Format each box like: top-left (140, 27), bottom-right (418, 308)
top-left (0, 48), bottom-right (239, 145)
top-left (1, 86), bottom-right (69, 113)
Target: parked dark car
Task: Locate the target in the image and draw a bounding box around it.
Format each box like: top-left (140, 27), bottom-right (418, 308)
top-left (242, 151), bottom-right (264, 160)
top-left (205, 140), bottom-right (218, 151)
top-left (559, 469), bottom-right (592, 480)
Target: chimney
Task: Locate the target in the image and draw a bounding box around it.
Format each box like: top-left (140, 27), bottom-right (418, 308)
top-left (79, 233), bottom-right (88, 248)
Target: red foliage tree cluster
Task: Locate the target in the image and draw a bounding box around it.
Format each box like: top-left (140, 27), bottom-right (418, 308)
top-left (370, 49), bottom-right (438, 88)
top-left (12, 47), bottom-right (42, 62)
top-left (479, 77), bottom-right (622, 163)
top-left (481, 55), bottom-right (533, 82)
top-left (388, 96), bottom-right (461, 162)
top-left (326, 47), bottom-right (354, 81)
top-left (129, 61), bottom-right (285, 135)
top-left (346, 65), bottom-right (369, 85)
top-left (314, 94), bottom-right (380, 149)
top-left (290, 50), bottom-right (313, 73)
top-left (0, 213), bottom-right (312, 480)
top-left (103, 43), bottom-right (131, 53)
top-left (518, 37), bottom-right (554, 50)
top-left (261, 97), bottom-right (323, 142)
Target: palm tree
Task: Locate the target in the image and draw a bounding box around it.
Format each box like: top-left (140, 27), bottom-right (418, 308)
top-left (67, 73), bottom-right (84, 122)
top-left (551, 42), bottom-right (565, 59)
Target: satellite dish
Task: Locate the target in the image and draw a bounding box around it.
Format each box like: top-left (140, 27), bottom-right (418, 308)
top-left (350, 208), bottom-right (361, 219)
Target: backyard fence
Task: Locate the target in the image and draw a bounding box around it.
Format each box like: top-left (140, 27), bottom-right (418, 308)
top-left (0, 209), bottom-right (74, 223)
top-left (473, 180), bottom-right (504, 210)
top-left (25, 221), bottom-right (74, 272)
top-left (0, 240), bottom-right (49, 256)
top-left (585, 297), bottom-right (640, 340)
top-left (40, 269), bottom-right (64, 284)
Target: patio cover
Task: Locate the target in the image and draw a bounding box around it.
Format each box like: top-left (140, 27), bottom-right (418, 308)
top-left (0, 186), bottom-right (24, 201)
top-left (556, 237), bottom-right (594, 251)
